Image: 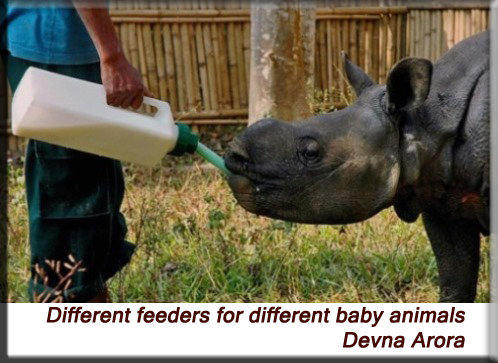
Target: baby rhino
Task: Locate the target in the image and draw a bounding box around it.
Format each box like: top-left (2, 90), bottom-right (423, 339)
top-left (225, 31), bottom-right (489, 303)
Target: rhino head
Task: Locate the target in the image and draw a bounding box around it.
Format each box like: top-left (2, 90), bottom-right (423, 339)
top-left (225, 54), bottom-right (433, 224)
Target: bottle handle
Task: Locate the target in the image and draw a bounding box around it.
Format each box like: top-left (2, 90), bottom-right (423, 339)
top-left (143, 97), bottom-right (172, 122)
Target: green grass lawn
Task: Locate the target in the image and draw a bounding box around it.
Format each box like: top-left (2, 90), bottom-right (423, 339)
top-left (6, 154), bottom-right (490, 303)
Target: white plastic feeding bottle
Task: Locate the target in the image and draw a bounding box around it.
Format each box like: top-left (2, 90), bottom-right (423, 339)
top-left (12, 67), bottom-right (200, 167)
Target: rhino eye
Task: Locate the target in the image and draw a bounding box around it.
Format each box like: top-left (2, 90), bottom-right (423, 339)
top-left (298, 138), bottom-right (321, 164)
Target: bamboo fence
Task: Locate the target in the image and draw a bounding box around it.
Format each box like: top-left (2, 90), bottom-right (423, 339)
top-left (108, 5), bottom-right (489, 123)
top-left (407, 9), bottom-right (489, 60)
top-left (2, 2), bottom-right (490, 136)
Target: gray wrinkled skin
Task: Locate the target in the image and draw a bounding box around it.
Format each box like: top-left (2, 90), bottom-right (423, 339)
top-left (225, 31), bottom-right (489, 302)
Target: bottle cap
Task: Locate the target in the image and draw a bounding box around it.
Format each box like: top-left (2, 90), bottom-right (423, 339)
top-left (169, 124), bottom-right (199, 156)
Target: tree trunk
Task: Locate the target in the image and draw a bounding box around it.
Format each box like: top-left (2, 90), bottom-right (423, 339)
top-left (249, 1), bottom-right (316, 124)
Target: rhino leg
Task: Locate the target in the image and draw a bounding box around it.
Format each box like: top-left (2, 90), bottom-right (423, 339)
top-left (422, 213), bottom-right (481, 303)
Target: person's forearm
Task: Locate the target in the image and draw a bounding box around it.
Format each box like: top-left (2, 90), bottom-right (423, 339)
top-left (72, 0), bottom-right (148, 108)
top-left (72, 1), bottom-right (123, 63)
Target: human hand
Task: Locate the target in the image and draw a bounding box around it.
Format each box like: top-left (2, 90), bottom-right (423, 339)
top-left (100, 53), bottom-right (151, 109)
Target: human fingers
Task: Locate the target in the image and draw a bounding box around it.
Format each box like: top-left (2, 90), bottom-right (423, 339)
top-left (130, 92), bottom-right (144, 109)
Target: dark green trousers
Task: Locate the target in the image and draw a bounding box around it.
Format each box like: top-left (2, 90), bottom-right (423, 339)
top-left (3, 52), bottom-right (135, 302)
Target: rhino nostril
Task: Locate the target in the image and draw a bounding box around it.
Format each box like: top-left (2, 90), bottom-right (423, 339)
top-left (227, 138), bottom-right (251, 163)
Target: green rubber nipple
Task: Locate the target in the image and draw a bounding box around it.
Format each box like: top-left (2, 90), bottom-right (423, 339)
top-left (169, 124), bottom-right (231, 175)
top-left (196, 142), bottom-right (231, 175)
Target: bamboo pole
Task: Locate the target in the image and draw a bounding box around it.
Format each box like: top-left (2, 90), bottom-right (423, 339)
top-left (142, 24), bottom-right (159, 100)
top-left (335, 20), bottom-right (343, 100)
top-left (434, 11), bottom-right (441, 59)
top-left (119, 24), bottom-right (130, 61)
top-left (350, 20), bottom-right (357, 65)
top-left (189, 3), bottom-right (202, 136)
top-left (465, 10), bottom-right (471, 38)
top-left (136, 24), bottom-right (151, 113)
top-left (318, 7), bottom-right (408, 15)
top-left (127, 21), bottom-right (139, 67)
top-left (109, 7), bottom-right (408, 18)
top-left (177, 119), bottom-right (248, 125)
top-left (442, 10), bottom-right (449, 53)
top-left (243, 22), bottom-right (251, 92)
top-left (207, 0), bottom-right (216, 10)
top-left (326, 20), bottom-right (333, 93)
top-left (202, 0), bottom-right (219, 110)
top-left (332, 19), bottom-right (338, 101)
top-left (372, 20), bottom-right (379, 82)
top-left (218, 23), bottom-right (232, 109)
top-left (460, 10), bottom-right (466, 41)
top-left (479, 10), bottom-right (484, 31)
top-left (235, 22), bottom-right (248, 107)
top-left (189, 23), bottom-right (202, 110)
top-left (203, 23), bottom-right (219, 111)
top-left (424, 10), bottom-right (431, 59)
top-left (318, 21), bottom-right (327, 94)
top-left (364, 21), bottom-right (372, 76)
top-left (432, 11), bottom-right (438, 59)
top-left (153, 23), bottom-right (168, 101)
top-left (314, 24), bottom-right (322, 91)
top-left (401, 11), bottom-right (408, 59)
top-left (358, 20), bottom-right (366, 70)
top-left (163, 23), bottom-right (178, 112)
top-left (448, 10), bottom-right (455, 48)
top-left (112, 15), bottom-right (384, 23)
top-left (186, 4), bottom-right (202, 131)
top-left (149, 0), bottom-right (159, 10)
top-left (112, 16), bottom-right (250, 23)
top-left (420, 10), bottom-right (426, 57)
top-left (479, 9), bottom-right (485, 32)
top-left (471, 9), bottom-right (477, 35)
top-left (174, 108), bottom-right (247, 119)
top-left (180, 24), bottom-right (195, 110)
top-left (227, 22), bottom-right (240, 109)
top-left (342, 19), bottom-right (352, 65)
top-left (120, 0), bottom-right (134, 62)
top-left (411, 10), bottom-right (418, 56)
top-left (139, 0), bottom-right (149, 10)
top-left (316, 15), bottom-right (380, 20)
top-left (211, 23), bottom-right (225, 109)
top-left (171, 22), bottom-right (186, 111)
top-left (457, 10), bottom-right (464, 43)
top-left (416, 10), bottom-right (423, 58)
top-left (191, 0), bottom-right (200, 11)
top-left (379, 15), bottom-right (387, 82)
top-left (431, 11), bottom-right (437, 61)
top-left (408, 11), bottom-right (414, 57)
top-left (386, 16), bottom-right (394, 69)
top-left (195, 23), bottom-right (211, 110)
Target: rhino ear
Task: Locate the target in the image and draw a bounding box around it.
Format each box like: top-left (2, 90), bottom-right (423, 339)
top-left (386, 57), bottom-right (433, 113)
top-left (342, 51), bottom-right (375, 96)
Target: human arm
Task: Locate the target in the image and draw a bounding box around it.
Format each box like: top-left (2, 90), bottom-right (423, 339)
top-left (72, 1), bottom-right (149, 109)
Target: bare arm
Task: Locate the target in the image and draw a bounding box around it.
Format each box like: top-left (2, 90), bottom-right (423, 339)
top-left (72, 1), bottom-right (149, 109)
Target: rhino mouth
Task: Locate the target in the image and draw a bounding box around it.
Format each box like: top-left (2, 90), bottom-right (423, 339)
top-left (225, 139), bottom-right (261, 214)
top-left (228, 173), bottom-right (300, 221)
top-left (225, 162), bottom-right (277, 215)
top-left (225, 139), bottom-right (285, 215)
top-left (227, 174), bottom-right (259, 213)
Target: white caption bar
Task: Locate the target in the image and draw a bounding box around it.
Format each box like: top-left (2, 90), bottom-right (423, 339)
top-left (8, 303), bottom-right (488, 357)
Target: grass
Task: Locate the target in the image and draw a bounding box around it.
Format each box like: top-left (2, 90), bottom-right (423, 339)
top-left (6, 146), bottom-right (490, 303)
